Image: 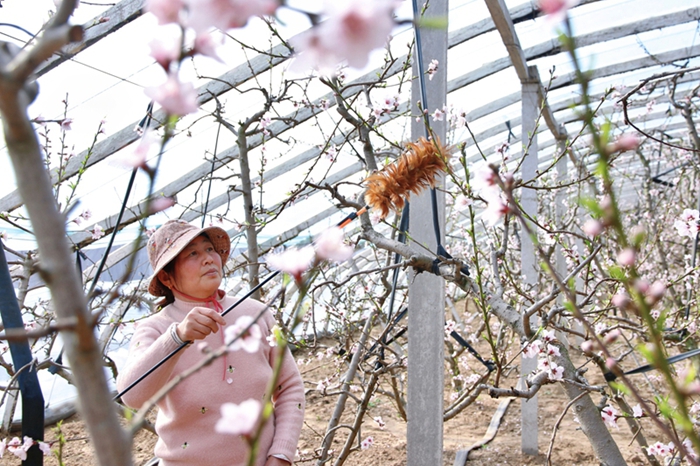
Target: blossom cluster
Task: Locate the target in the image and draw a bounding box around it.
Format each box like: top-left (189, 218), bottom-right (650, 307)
top-left (289, 0), bottom-right (398, 73)
top-left (470, 163), bottom-right (510, 227)
top-left (646, 439), bottom-right (698, 461)
top-left (674, 209), bottom-right (700, 239)
top-left (0, 436), bottom-right (51, 461)
top-left (371, 94), bottom-right (401, 120)
top-left (142, 0), bottom-right (399, 117)
top-left (430, 104), bottom-right (467, 129)
top-left (522, 330), bottom-right (565, 381)
top-left (266, 226), bottom-right (354, 281)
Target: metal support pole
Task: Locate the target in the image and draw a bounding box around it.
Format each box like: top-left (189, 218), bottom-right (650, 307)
top-left (407, 0), bottom-right (447, 463)
top-left (520, 68), bottom-right (539, 456)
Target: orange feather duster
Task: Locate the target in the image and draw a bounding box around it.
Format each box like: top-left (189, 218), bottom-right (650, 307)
top-left (364, 137), bottom-right (451, 219)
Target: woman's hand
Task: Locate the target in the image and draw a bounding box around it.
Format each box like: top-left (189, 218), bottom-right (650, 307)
top-left (176, 306), bottom-right (226, 341)
top-left (265, 456), bottom-right (291, 466)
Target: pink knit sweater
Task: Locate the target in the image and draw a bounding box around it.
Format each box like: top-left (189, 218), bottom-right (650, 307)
top-left (116, 293), bottom-right (305, 466)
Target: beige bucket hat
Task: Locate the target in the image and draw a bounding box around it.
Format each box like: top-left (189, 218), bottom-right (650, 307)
top-left (147, 219), bottom-right (231, 297)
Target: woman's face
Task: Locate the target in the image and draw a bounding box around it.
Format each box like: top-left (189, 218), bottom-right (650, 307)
top-left (158, 235), bottom-right (223, 299)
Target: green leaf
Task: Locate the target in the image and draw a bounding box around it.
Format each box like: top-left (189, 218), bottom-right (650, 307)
top-left (416, 16), bottom-right (448, 30)
top-left (579, 196), bottom-right (603, 218)
top-left (608, 265), bottom-right (626, 280)
top-left (600, 120), bottom-right (612, 147)
top-left (563, 300), bottom-right (576, 314)
top-left (656, 396), bottom-right (673, 420)
top-left (609, 381), bottom-right (629, 395)
top-left (637, 342), bottom-right (655, 364)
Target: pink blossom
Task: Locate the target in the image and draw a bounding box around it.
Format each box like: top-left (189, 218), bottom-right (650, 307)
top-left (632, 404), bottom-right (643, 418)
top-left (541, 330), bottom-right (556, 343)
top-left (548, 363), bottom-right (564, 380)
top-left (471, 163), bottom-right (498, 194)
top-left (225, 315), bottom-right (262, 353)
top-left (582, 219), bottom-right (602, 237)
top-left (194, 32), bottom-right (224, 62)
top-left (603, 329), bottom-right (620, 344)
top-left (6, 437), bottom-right (30, 461)
top-left (522, 340), bottom-right (541, 358)
top-left (684, 438), bottom-right (698, 460)
top-left (537, 0), bottom-right (578, 23)
top-left (431, 107), bottom-right (445, 121)
top-left (146, 0), bottom-right (183, 25)
top-left (314, 227), bottom-right (354, 262)
top-left (324, 145), bottom-right (337, 161)
top-left (186, 0), bottom-right (279, 33)
top-left (482, 194), bottom-right (508, 227)
top-left (616, 248), bottom-right (635, 267)
top-left (633, 278), bottom-right (649, 294)
top-left (289, 31), bottom-right (340, 74)
top-left (360, 436), bottom-right (374, 450)
top-left (149, 197), bottom-right (175, 214)
top-left (647, 441), bottom-right (673, 458)
top-left (427, 59), bottom-right (438, 80)
top-left (674, 209), bottom-right (700, 239)
top-left (454, 194), bottom-right (472, 210)
top-left (373, 416), bottom-right (386, 429)
top-left (648, 280), bottom-right (666, 300)
top-left (681, 208), bottom-right (700, 223)
top-left (290, 0), bottom-right (397, 72)
top-left (609, 133), bottom-right (639, 153)
top-left (38, 442), bottom-right (51, 456)
top-left (450, 109), bottom-right (467, 128)
top-left (266, 246), bottom-right (315, 281)
top-left (91, 224), bottom-right (104, 240)
top-left (611, 292), bottom-right (630, 310)
top-left (123, 129), bottom-right (159, 169)
top-left (601, 405), bottom-right (618, 429)
top-left (580, 340), bottom-right (596, 354)
top-left (215, 399), bottom-right (261, 436)
top-left (545, 344), bottom-right (560, 357)
top-left (145, 74), bottom-right (199, 116)
top-left (266, 327), bottom-right (278, 347)
top-left (60, 118), bottom-right (73, 131)
top-left (149, 36), bottom-right (181, 70)
top-left (444, 320), bottom-right (456, 335)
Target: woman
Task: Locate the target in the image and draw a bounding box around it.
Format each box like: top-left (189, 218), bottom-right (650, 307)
top-left (116, 219), bottom-right (305, 466)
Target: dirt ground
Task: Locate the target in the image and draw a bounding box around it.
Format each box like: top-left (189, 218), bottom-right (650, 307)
top-left (0, 340), bottom-right (663, 466)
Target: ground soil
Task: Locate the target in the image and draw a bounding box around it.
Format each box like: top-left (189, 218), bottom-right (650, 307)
top-left (0, 339), bottom-right (663, 466)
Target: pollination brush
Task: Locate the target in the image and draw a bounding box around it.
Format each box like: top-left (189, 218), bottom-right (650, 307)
top-left (363, 137), bottom-right (451, 219)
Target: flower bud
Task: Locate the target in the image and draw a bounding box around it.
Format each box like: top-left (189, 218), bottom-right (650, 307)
top-left (582, 219), bottom-right (603, 238)
top-left (612, 292), bottom-right (630, 310)
top-left (603, 329), bottom-right (620, 345)
top-left (581, 339), bottom-right (597, 354)
top-left (617, 248), bottom-right (636, 267)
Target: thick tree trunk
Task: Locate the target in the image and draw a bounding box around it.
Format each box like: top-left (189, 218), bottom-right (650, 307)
top-left (0, 4), bottom-right (132, 465)
top-left (489, 295), bottom-right (628, 466)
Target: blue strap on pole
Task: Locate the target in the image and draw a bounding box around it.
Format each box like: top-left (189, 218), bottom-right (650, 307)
top-left (0, 240), bottom-right (44, 465)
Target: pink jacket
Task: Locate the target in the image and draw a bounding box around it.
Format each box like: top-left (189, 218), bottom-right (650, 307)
top-left (116, 293), bottom-right (305, 466)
